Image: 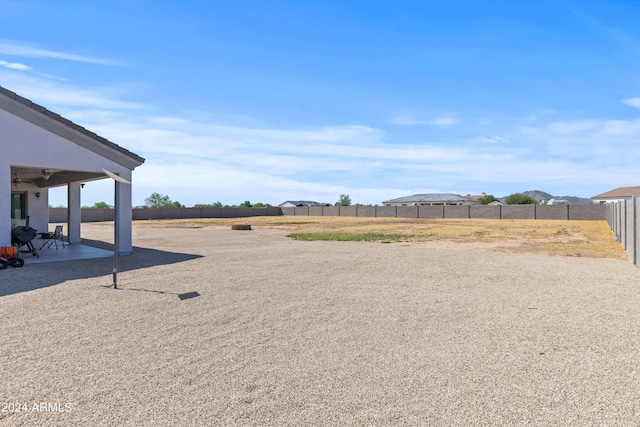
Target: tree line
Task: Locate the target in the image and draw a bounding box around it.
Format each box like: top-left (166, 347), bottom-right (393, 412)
top-left (75, 192), bottom-right (538, 209)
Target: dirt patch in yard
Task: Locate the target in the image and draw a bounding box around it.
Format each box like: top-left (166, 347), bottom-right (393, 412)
top-left (131, 216), bottom-right (626, 260)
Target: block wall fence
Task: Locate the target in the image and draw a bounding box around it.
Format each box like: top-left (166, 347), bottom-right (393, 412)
top-left (48, 206), bottom-right (285, 223)
top-left (50, 204), bottom-right (606, 223)
top-left (281, 204), bottom-right (606, 220)
top-left (607, 197), bottom-right (640, 267)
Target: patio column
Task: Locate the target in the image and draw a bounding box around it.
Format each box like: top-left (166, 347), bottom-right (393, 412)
top-left (0, 163), bottom-right (10, 246)
top-left (67, 182), bottom-right (81, 244)
top-left (115, 170), bottom-right (133, 255)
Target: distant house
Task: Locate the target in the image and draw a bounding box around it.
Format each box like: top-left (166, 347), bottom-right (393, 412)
top-left (382, 193), bottom-right (481, 207)
top-left (278, 201), bottom-right (332, 208)
top-left (546, 198), bottom-right (568, 205)
top-left (591, 186), bottom-right (640, 204)
top-left (465, 193), bottom-right (487, 201)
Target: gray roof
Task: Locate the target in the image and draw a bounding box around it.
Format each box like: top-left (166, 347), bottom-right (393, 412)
top-left (0, 85), bottom-right (145, 165)
top-left (383, 193), bottom-right (477, 203)
top-left (279, 201), bottom-right (332, 207)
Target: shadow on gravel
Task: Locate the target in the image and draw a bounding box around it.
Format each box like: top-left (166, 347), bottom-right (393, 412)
top-left (0, 238), bottom-right (202, 297)
top-left (111, 288), bottom-right (201, 301)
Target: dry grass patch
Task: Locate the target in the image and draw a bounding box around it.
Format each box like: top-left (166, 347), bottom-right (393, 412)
top-left (132, 216), bottom-right (625, 260)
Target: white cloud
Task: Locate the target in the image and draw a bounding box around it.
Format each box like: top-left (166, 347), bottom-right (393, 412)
top-left (64, 104), bottom-right (639, 205)
top-left (390, 114), bottom-right (458, 127)
top-left (0, 70), bottom-right (148, 111)
top-left (390, 116), bottom-right (425, 125)
top-left (474, 136), bottom-right (509, 144)
top-left (548, 120), bottom-right (597, 134)
top-left (430, 115), bottom-right (459, 127)
top-left (621, 97), bottom-right (640, 108)
top-left (8, 54), bottom-right (636, 206)
top-left (0, 40), bottom-right (116, 65)
top-left (0, 60), bottom-right (31, 70)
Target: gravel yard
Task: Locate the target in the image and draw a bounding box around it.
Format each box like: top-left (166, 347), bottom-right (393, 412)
top-left (2, 221), bottom-right (640, 426)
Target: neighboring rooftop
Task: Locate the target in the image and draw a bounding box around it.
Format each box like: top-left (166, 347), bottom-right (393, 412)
top-left (592, 186), bottom-right (640, 199)
top-left (383, 193), bottom-right (479, 204)
top-left (465, 193), bottom-right (487, 201)
top-left (279, 201), bottom-right (332, 207)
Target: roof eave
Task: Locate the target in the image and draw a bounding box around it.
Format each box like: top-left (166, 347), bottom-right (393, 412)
top-left (0, 85), bottom-right (145, 170)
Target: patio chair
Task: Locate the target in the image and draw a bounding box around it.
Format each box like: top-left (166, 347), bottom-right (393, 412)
top-left (38, 225), bottom-right (66, 249)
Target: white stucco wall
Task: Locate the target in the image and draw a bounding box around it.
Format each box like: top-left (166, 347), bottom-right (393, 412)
top-left (1, 109), bottom-right (130, 176)
top-left (1, 108), bottom-right (137, 253)
top-left (9, 181), bottom-right (49, 231)
top-left (0, 162), bottom-right (10, 248)
top-left (592, 198), bottom-right (630, 204)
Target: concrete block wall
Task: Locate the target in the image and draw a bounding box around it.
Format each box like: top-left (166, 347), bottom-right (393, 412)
top-left (625, 199), bottom-right (635, 262)
top-left (180, 208), bottom-right (202, 218)
top-left (133, 208), bottom-right (158, 220)
top-left (372, 206), bottom-right (395, 217)
top-left (281, 207), bottom-right (295, 216)
top-left (470, 205), bottom-right (501, 219)
top-left (52, 207), bottom-right (284, 222)
top-left (419, 206), bottom-right (444, 218)
top-left (536, 205), bottom-right (568, 220)
top-left (50, 204), bottom-right (608, 225)
top-left (357, 206), bottom-right (376, 217)
top-left (199, 208), bottom-right (222, 218)
top-left (309, 206), bottom-right (324, 216)
top-left (323, 206), bottom-right (340, 216)
top-left (49, 208), bottom-right (67, 223)
top-left (81, 209), bottom-right (108, 222)
top-left (157, 207), bottom-right (182, 219)
top-left (501, 205), bottom-right (535, 219)
top-left (444, 206), bottom-right (470, 219)
top-left (568, 204), bottom-right (606, 220)
top-left (397, 206), bottom-right (418, 218)
top-left (607, 197), bottom-right (639, 267)
top-left (340, 206), bottom-right (357, 217)
top-left (636, 197), bottom-right (640, 267)
top-left (293, 207), bottom-right (309, 216)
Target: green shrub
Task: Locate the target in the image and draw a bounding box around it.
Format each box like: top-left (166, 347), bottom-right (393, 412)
top-left (504, 193), bottom-right (538, 204)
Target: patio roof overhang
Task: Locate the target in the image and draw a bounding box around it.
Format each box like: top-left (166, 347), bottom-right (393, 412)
top-left (10, 166), bottom-right (109, 188)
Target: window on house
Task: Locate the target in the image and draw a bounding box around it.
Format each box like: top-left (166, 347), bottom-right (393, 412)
top-left (11, 192), bottom-right (27, 219)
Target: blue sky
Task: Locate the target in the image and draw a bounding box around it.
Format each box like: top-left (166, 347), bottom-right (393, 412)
top-left (1, 0), bottom-right (639, 207)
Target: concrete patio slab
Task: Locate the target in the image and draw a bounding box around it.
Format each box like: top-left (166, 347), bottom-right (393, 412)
top-left (18, 243), bottom-right (112, 265)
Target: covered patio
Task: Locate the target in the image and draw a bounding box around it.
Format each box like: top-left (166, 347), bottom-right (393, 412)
top-left (0, 85), bottom-right (144, 257)
top-left (16, 240), bottom-right (112, 265)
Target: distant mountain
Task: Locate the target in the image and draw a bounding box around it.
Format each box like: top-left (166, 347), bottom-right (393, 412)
top-left (521, 190), bottom-right (554, 201)
top-left (498, 190), bottom-right (592, 204)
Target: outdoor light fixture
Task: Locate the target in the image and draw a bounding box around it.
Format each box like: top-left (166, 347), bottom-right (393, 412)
top-left (35, 192), bottom-right (40, 198)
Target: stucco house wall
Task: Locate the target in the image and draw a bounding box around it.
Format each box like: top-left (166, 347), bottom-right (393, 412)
top-left (0, 86), bottom-right (144, 254)
top-left (592, 186), bottom-right (640, 204)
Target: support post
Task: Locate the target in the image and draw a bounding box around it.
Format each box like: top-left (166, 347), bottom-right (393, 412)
top-left (102, 169), bottom-right (131, 289)
top-left (67, 182), bottom-right (82, 244)
top-left (0, 164), bottom-right (11, 247)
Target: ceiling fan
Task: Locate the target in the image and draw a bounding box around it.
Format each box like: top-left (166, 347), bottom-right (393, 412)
top-left (41, 169), bottom-right (54, 180)
top-left (12, 174), bottom-right (32, 186)
top-left (12, 169), bottom-right (66, 186)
